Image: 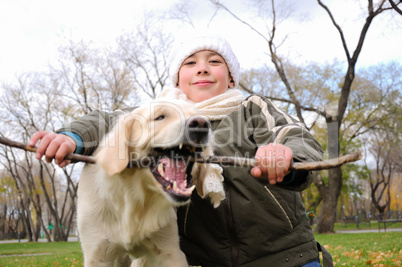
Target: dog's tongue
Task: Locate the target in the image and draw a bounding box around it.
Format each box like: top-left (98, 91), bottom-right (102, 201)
top-left (159, 158), bottom-right (187, 190)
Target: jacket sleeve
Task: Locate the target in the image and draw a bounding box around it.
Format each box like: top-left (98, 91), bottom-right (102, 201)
top-left (56, 109), bottom-right (128, 156)
top-left (244, 95), bottom-right (324, 191)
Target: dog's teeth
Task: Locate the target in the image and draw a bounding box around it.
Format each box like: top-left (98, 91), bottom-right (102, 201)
top-left (158, 163), bottom-right (165, 177)
top-left (179, 143), bottom-right (183, 150)
top-left (173, 181), bottom-right (178, 191)
top-left (188, 185), bottom-right (195, 191)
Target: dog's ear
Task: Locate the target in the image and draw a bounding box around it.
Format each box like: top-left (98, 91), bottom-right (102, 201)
top-left (96, 115), bottom-right (135, 176)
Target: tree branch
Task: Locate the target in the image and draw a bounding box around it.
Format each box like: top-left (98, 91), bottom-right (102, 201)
top-left (389, 0), bottom-right (402, 15)
top-left (317, 0), bottom-right (351, 61)
top-left (239, 82), bottom-right (328, 118)
top-left (0, 136), bottom-right (96, 164)
top-left (1, 136), bottom-right (363, 171)
top-left (319, 0), bottom-right (388, 125)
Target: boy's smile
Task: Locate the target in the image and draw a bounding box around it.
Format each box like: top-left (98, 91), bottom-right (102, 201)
top-left (192, 79), bottom-right (214, 86)
top-left (177, 50), bottom-right (235, 102)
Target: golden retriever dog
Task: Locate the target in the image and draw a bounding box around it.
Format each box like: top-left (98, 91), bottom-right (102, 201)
top-left (77, 99), bottom-right (211, 267)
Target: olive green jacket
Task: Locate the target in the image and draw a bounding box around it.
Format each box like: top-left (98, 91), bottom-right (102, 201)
top-left (58, 95), bottom-right (325, 267)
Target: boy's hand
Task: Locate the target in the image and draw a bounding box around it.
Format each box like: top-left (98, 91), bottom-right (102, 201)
top-left (250, 143), bottom-right (293, 185)
top-left (29, 131), bottom-right (76, 168)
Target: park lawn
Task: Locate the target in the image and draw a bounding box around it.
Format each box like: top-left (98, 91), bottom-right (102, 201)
top-left (315, 232), bottom-right (402, 266)
top-left (0, 242), bottom-right (83, 266)
top-left (0, 232), bottom-right (401, 266)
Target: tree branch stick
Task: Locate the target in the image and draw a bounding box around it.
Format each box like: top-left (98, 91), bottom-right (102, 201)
top-left (0, 136), bottom-right (96, 164)
top-left (0, 136), bottom-right (362, 171)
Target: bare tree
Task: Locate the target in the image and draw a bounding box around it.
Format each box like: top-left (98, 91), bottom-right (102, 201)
top-left (117, 17), bottom-right (173, 99)
top-left (368, 135), bottom-right (400, 219)
top-left (53, 41), bottom-right (102, 115)
top-left (96, 51), bottom-right (137, 111)
top-left (209, 0), bottom-right (401, 233)
top-left (52, 40), bottom-right (139, 117)
top-left (0, 163), bottom-right (28, 240)
top-left (0, 73), bottom-right (79, 241)
top-left (365, 84), bottom-right (401, 219)
top-left (241, 61), bottom-right (343, 131)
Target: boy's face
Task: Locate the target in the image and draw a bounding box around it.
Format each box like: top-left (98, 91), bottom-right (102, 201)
top-left (177, 50), bottom-right (235, 102)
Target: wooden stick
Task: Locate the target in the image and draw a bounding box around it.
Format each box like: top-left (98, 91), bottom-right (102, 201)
top-left (0, 136), bottom-right (362, 171)
top-left (0, 136), bottom-right (96, 164)
top-left (184, 150), bottom-right (363, 171)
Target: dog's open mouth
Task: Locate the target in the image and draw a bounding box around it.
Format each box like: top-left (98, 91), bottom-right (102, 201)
top-left (150, 144), bottom-right (203, 203)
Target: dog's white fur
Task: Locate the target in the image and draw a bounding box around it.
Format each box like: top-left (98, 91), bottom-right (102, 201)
top-left (77, 99), bottom-right (209, 267)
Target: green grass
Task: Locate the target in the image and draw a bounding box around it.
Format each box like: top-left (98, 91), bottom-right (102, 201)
top-left (0, 232), bottom-right (401, 266)
top-left (315, 232), bottom-right (402, 266)
top-left (0, 242), bottom-right (83, 267)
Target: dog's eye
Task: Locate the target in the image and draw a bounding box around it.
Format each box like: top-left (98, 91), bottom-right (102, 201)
top-left (155, 115), bottom-right (165, 121)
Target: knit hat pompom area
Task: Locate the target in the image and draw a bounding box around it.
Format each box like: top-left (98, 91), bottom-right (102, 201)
top-left (168, 33), bottom-right (240, 88)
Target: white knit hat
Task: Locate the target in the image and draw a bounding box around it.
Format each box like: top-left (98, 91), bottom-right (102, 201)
top-left (168, 33), bottom-right (240, 88)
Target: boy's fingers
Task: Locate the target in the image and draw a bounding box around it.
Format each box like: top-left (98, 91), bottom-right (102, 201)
top-left (29, 131), bottom-right (47, 147)
top-left (58, 160), bottom-right (71, 168)
top-left (55, 142), bottom-right (74, 165)
top-left (45, 139), bottom-right (61, 163)
top-left (284, 147), bottom-right (293, 170)
top-left (252, 144), bottom-right (294, 184)
top-left (276, 149), bottom-right (288, 182)
top-left (275, 173), bottom-right (284, 183)
top-left (30, 132), bottom-right (76, 167)
top-left (250, 167), bottom-right (262, 177)
top-left (35, 135), bottom-right (54, 160)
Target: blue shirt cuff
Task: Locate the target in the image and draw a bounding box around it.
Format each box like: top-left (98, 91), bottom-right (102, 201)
top-left (58, 132), bottom-right (84, 155)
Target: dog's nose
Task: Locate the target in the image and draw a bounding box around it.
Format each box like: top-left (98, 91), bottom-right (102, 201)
top-left (188, 117), bottom-right (208, 129)
top-left (186, 116), bottom-right (210, 145)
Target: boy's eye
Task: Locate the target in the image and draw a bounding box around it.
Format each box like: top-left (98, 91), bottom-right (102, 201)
top-left (184, 61), bottom-right (196, 65)
top-left (210, 59), bottom-right (222, 63)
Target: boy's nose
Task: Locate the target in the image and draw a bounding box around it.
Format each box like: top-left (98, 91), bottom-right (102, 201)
top-left (197, 70), bottom-right (208, 74)
top-left (197, 62), bottom-right (209, 74)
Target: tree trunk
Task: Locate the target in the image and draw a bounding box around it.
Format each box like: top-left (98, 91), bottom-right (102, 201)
top-left (1, 204), bottom-right (6, 239)
top-left (315, 118), bottom-right (343, 233)
top-left (21, 210), bottom-right (33, 242)
top-left (316, 168), bottom-right (342, 232)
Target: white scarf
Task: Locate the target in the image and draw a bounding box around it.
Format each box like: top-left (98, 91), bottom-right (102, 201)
top-left (157, 87), bottom-right (244, 121)
top-left (156, 87), bottom-right (244, 207)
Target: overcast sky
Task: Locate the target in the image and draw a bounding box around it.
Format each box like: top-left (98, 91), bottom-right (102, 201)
top-left (0, 0), bottom-right (401, 85)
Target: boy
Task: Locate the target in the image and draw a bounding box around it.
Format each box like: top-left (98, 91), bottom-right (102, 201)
top-left (30, 33), bottom-right (329, 266)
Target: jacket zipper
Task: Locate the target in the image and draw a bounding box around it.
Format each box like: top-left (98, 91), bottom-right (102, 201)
top-left (225, 188), bottom-right (239, 267)
top-left (264, 186), bottom-right (294, 230)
